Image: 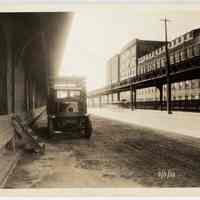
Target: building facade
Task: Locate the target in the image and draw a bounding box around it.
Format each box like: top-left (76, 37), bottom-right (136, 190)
top-left (89, 28), bottom-right (200, 111)
top-left (106, 54), bottom-right (120, 87)
top-left (119, 39), bottom-right (165, 81)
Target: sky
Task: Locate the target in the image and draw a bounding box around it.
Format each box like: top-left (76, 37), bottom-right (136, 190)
top-left (59, 4), bottom-right (200, 91)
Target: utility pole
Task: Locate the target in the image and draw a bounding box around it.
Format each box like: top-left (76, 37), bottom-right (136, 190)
top-left (161, 17), bottom-right (172, 114)
top-left (129, 64), bottom-right (134, 110)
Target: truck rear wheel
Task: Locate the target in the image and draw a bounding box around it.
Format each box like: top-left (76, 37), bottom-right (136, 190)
top-left (47, 118), bottom-right (54, 138)
top-left (84, 117), bottom-right (92, 139)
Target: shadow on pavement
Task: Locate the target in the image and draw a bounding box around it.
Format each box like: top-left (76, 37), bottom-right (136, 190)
top-left (34, 126), bottom-right (88, 143)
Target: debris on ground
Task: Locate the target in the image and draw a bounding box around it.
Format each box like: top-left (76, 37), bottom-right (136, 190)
top-left (12, 115), bottom-right (45, 154)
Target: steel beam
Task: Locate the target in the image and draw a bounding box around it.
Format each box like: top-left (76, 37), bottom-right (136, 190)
top-left (117, 92), bottom-right (120, 102)
top-left (133, 88), bottom-right (137, 109)
top-left (99, 96), bottom-right (102, 108)
top-left (158, 85), bottom-right (163, 111)
top-left (130, 85), bottom-right (134, 110)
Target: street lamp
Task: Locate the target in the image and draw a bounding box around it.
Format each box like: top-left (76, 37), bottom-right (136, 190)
top-left (161, 17), bottom-right (172, 114)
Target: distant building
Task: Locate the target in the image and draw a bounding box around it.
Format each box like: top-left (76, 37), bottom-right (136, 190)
top-left (119, 39), bottom-right (165, 81)
top-left (90, 28), bottom-right (200, 111)
top-left (106, 54), bottom-right (120, 87)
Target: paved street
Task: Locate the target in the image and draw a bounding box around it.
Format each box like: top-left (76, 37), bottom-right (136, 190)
top-left (5, 111), bottom-right (200, 188)
top-left (89, 106), bottom-right (200, 138)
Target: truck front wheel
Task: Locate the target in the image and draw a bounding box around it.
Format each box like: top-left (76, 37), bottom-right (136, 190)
top-left (84, 117), bottom-right (92, 139)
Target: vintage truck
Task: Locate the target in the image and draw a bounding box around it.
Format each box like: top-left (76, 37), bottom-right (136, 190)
top-left (47, 76), bottom-right (92, 138)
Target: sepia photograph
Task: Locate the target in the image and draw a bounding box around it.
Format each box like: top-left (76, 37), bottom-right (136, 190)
top-left (0, 2), bottom-right (199, 195)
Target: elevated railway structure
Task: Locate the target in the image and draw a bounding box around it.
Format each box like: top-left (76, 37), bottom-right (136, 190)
top-left (88, 28), bottom-right (200, 112)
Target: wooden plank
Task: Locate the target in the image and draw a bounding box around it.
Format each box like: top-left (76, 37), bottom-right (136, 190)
top-left (0, 115), bottom-right (14, 150)
top-left (0, 107), bottom-right (45, 151)
top-left (12, 115), bottom-right (45, 153)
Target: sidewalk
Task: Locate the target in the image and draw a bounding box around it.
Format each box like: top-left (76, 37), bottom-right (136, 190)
top-left (89, 106), bottom-right (200, 139)
top-left (0, 150), bottom-right (20, 188)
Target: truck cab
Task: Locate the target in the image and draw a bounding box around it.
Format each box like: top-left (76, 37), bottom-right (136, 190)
top-left (47, 76), bottom-right (92, 138)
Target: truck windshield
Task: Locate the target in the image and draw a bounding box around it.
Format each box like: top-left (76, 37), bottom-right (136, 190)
top-left (70, 90), bottom-right (81, 97)
top-left (56, 90), bottom-right (81, 99)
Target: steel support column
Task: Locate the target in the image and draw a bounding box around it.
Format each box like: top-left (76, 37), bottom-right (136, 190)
top-left (158, 85), bottom-right (163, 111)
top-left (107, 94), bottom-right (109, 104)
top-left (111, 93), bottom-right (114, 103)
top-left (92, 98), bottom-right (95, 107)
top-left (130, 85), bottom-right (134, 110)
top-left (99, 96), bottom-right (102, 108)
top-left (133, 88), bottom-right (136, 109)
top-left (117, 92), bottom-right (120, 102)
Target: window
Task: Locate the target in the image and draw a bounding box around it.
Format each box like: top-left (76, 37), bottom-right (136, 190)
top-left (170, 54), bottom-right (174, 64)
top-left (173, 40), bottom-right (176, 45)
top-left (184, 48), bottom-right (188, 58)
top-left (194, 45), bottom-right (200, 56)
top-left (187, 47), bottom-right (194, 58)
top-left (57, 90), bottom-right (68, 99)
top-left (185, 80), bottom-right (190, 89)
top-left (184, 34), bottom-right (187, 40)
top-left (180, 50), bottom-right (186, 61)
top-left (191, 80), bottom-right (197, 89)
top-left (70, 90), bottom-right (81, 97)
top-left (175, 52), bottom-right (180, 63)
top-left (179, 82), bottom-right (183, 90)
top-left (154, 60), bottom-right (157, 69)
top-left (156, 59), bottom-right (160, 68)
top-left (178, 37), bottom-right (181, 43)
top-left (161, 58), bottom-right (166, 67)
top-left (151, 61), bottom-right (155, 70)
top-left (148, 64), bottom-right (151, 72)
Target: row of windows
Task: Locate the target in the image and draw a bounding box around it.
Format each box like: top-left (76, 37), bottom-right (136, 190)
top-left (137, 91), bottom-right (200, 101)
top-left (139, 32), bottom-right (194, 62)
top-left (138, 44), bottom-right (200, 75)
top-left (89, 80), bottom-right (200, 105)
top-left (137, 93), bottom-right (200, 102)
top-left (137, 80), bottom-right (200, 101)
top-left (169, 32), bottom-right (193, 47)
top-left (106, 80), bottom-right (200, 101)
